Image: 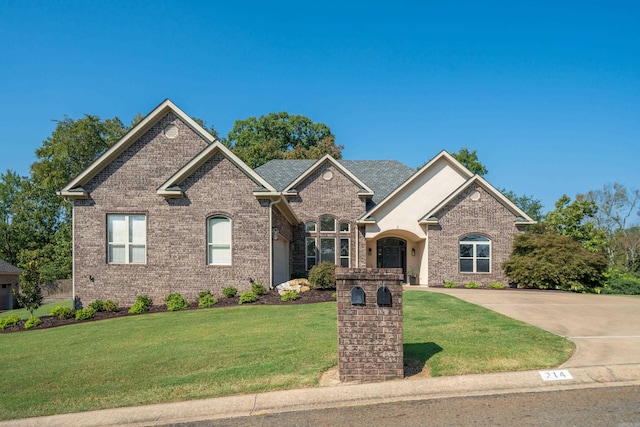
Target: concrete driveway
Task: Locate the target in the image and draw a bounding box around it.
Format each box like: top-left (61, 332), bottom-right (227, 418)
top-left (424, 288), bottom-right (640, 368)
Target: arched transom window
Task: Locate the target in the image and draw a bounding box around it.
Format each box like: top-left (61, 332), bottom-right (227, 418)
top-left (459, 235), bottom-right (491, 273)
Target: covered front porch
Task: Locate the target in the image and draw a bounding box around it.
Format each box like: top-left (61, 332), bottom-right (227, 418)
top-left (364, 229), bottom-right (427, 285)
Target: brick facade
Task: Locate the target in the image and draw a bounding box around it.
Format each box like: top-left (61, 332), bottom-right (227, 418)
top-left (288, 163), bottom-right (368, 275)
top-left (336, 268), bottom-right (404, 382)
top-left (427, 183), bottom-right (524, 286)
top-left (73, 113), bottom-right (270, 306)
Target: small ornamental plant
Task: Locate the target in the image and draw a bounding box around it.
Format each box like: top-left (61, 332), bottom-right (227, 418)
top-left (129, 295), bottom-right (153, 314)
top-left (24, 316), bottom-right (42, 329)
top-left (444, 281), bottom-right (458, 288)
top-left (88, 300), bottom-right (104, 312)
top-left (103, 300), bottom-right (119, 312)
top-left (222, 286), bottom-right (238, 298)
top-left (488, 282), bottom-right (506, 289)
top-left (198, 291), bottom-right (218, 308)
top-left (75, 307), bottom-right (96, 321)
top-left (50, 306), bottom-right (76, 320)
top-left (0, 315), bottom-right (21, 330)
top-left (465, 282), bottom-right (481, 289)
top-left (281, 290), bottom-right (299, 302)
top-left (165, 293), bottom-right (189, 311)
top-left (238, 290), bottom-right (258, 304)
top-left (251, 282), bottom-right (267, 295)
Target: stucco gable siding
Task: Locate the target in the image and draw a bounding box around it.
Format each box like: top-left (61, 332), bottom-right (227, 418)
top-left (427, 184), bottom-right (522, 286)
top-left (365, 158), bottom-right (468, 239)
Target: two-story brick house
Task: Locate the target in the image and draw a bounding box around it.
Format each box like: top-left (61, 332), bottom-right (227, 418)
top-left (59, 100), bottom-right (534, 307)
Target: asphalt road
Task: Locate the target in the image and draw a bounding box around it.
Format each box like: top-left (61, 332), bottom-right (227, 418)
top-left (164, 385), bottom-right (640, 427)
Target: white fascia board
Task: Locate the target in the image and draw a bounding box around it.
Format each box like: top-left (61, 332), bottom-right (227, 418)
top-left (57, 189), bottom-right (89, 199)
top-left (60, 99), bottom-right (214, 195)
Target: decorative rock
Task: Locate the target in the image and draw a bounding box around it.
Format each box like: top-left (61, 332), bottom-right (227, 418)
top-left (275, 279), bottom-right (311, 296)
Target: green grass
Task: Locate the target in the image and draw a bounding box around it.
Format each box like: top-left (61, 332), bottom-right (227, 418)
top-left (0, 299), bottom-right (74, 320)
top-left (0, 291), bottom-right (574, 420)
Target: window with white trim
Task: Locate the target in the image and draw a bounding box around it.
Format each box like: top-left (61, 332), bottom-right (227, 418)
top-left (320, 216), bottom-right (335, 232)
top-left (459, 235), bottom-right (491, 273)
top-left (207, 216), bottom-right (231, 265)
top-left (340, 238), bottom-right (350, 267)
top-left (339, 222), bottom-right (350, 232)
top-left (306, 237), bottom-right (317, 270)
top-left (107, 214), bottom-right (146, 264)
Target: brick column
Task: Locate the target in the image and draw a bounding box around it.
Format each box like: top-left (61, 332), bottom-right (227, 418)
top-left (335, 268), bottom-right (404, 382)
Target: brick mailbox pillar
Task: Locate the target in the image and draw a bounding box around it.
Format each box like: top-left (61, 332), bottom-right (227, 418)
top-left (335, 268), bottom-right (404, 382)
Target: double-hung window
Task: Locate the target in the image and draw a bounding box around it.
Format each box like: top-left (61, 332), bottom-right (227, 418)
top-left (207, 216), bottom-right (231, 265)
top-left (459, 235), bottom-right (491, 273)
top-left (107, 214), bottom-right (146, 264)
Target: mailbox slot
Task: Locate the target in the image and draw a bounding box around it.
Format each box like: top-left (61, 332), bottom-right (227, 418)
top-left (351, 286), bottom-right (366, 306)
top-left (376, 285), bottom-right (392, 306)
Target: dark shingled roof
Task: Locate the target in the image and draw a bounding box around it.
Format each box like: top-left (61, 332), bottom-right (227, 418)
top-left (0, 259), bottom-right (21, 274)
top-left (255, 159), bottom-right (416, 206)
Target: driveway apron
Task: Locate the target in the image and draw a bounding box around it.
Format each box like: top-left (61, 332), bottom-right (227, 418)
top-left (424, 288), bottom-right (640, 368)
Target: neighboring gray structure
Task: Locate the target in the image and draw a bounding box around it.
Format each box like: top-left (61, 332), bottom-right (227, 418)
top-left (59, 100), bottom-right (535, 307)
top-left (0, 259), bottom-right (21, 310)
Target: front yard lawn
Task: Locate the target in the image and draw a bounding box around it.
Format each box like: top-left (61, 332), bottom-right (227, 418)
top-left (0, 291), bottom-right (573, 420)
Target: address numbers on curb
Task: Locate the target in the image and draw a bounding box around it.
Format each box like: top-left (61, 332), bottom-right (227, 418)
top-left (539, 369), bottom-right (574, 381)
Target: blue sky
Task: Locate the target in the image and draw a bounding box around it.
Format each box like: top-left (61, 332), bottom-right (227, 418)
top-left (1, 1), bottom-right (638, 214)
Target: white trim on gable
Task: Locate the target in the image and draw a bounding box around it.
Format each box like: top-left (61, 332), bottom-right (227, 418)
top-left (58, 99), bottom-right (214, 199)
top-left (418, 175), bottom-right (536, 225)
top-left (282, 155), bottom-right (374, 197)
top-left (156, 141), bottom-right (277, 198)
top-left (358, 150), bottom-right (472, 223)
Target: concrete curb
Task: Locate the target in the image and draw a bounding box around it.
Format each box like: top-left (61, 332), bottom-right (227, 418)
top-left (4, 364), bottom-right (639, 427)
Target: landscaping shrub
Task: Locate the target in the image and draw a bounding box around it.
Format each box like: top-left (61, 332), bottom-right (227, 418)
top-left (331, 292), bottom-right (337, 300)
top-left (465, 282), bottom-right (481, 289)
top-left (251, 282), bottom-right (267, 295)
top-left (503, 229), bottom-right (607, 291)
top-left (198, 291), bottom-right (218, 308)
top-left (24, 316), bottom-right (41, 329)
top-left (88, 300), bottom-right (104, 312)
top-left (444, 281), bottom-right (458, 288)
top-left (50, 306), bottom-right (76, 320)
top-left (308, 261), bottom-right (336, 289)
top-left (129, 295), bottom-right (153, 314)
top-left (222, 286), bottom-right (238, 298)
top-left (488, 282), bottom-right (505, 289)
top-left (602, 268), bottom-right (640, 295)
top-left (103, 300), bottom-right (119, 312)
top-left (75, 307), bottom-right (96, 321)
top-left (0, 315), bottom-right (21, 330)
top-left (165, 293), bottom-right (189, 311)
top-left (281, 290), bottom-right (299, 302)
top-left (238, 290), bottom-right (258, 304)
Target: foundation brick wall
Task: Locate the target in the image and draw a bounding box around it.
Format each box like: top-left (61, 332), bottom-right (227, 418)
top-left (336, 268), bottom-right (404, 382)
top-left (427, 183), bottom-right (525, 286)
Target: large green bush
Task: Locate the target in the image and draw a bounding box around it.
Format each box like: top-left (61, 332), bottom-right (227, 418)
top-left (308, 261), bottom-right (336, 289)
top-left (602, 268), bottom-right (640, 295)
top-left (503, 230), bottom-right (607, 292)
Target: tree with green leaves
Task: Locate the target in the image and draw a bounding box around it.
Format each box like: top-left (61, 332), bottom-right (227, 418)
top-left (544, 194), bottom-right (606, 252)
top-left (13, 260), bottom-right (44, 317)
top-left (223, 112), bottom-right (340, 168)
top-left (451, 147), bottom-right (488, 176)
top-left (0, 170), bottom-right (26, 265)
top-left (583, 183), bottom-right (640, 269)
top-left (501, 189), bottom-right (544, 222)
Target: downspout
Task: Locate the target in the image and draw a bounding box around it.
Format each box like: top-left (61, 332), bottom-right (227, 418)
top-left (269, 197), bottom-right (282, 289)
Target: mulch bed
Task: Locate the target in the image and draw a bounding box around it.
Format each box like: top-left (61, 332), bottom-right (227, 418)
top-left (1, 288), bottom-right (336, 334)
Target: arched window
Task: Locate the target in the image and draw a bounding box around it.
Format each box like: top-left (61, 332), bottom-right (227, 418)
top-left (207, 216), bottom-right (231, 265)
top-left (459, 235), bottom-right (491, 273)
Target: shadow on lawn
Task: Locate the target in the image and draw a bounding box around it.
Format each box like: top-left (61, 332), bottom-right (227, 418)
top-left (403, 342), bottom-right (443, 377)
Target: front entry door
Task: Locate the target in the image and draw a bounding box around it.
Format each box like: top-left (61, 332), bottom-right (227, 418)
top-left (376, 238), bottom-right (407, 282)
